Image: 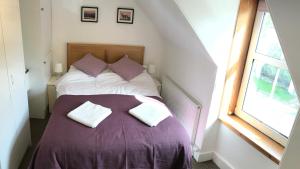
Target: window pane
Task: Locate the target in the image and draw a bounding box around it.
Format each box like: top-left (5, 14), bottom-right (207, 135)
top-left (256, 13), bottom-right (284, 60)
top-left (243, 60), bottom-right (299, 137)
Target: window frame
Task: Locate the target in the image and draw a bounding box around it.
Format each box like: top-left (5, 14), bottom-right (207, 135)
top-left (235, 11), bottom-right (293, 146)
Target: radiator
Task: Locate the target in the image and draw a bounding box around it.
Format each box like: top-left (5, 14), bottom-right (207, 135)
top-left (161, 76), bottom-right (201, 145)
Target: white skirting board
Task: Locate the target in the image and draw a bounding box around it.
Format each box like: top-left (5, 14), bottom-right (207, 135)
top-left (193, 151), bottom-right (214, 162)
top-left (195, 151), bottom-right (235, 169)
top-left (213, 152), bottom-right (235, 169)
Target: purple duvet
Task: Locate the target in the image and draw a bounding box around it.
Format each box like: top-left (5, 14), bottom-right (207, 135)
top-left (29, 95), bottom-right (192, 169)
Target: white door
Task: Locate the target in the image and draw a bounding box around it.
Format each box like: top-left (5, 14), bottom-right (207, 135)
top-left (0, 14), bottom-right (15, 169)
top-left (0, 0), bottom-right (31, 168)
top-left (0, 0), bottom-right (29, 126)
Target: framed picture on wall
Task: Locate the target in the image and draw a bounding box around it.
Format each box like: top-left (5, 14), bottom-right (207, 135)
top-left (117, 8), bottom-right (134, 24)
top-left (81, 6), bottom-right (98, 23)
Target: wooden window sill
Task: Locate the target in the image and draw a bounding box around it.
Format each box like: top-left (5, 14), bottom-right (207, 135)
top-left (219, 114), bottom-right (284, 164)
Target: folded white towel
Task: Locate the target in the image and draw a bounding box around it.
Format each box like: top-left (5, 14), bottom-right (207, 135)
top-left (67, 101), bottom-right (112, 128)
top-left (129, 102), bottom-right (172, 127)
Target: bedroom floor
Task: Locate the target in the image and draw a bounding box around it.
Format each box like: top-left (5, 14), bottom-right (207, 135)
top-left (19, 117), bottom-right (219, 169)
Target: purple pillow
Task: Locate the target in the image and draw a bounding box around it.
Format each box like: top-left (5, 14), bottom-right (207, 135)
top-left (73, 53), bottom-right (107, 77)
top-left (109, 55), bottom-right (144, 81)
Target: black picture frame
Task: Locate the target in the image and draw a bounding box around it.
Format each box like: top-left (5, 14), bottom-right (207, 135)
top-left (81, 6), bottom-right (98, 23)
top-left (117, 8), bottom-right (134, 24)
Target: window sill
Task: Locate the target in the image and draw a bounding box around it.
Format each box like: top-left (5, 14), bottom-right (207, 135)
top-left (219, 114), bottom-right (284, 164)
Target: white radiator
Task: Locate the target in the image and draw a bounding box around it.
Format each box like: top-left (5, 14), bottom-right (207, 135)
top-left (161, 76), bottom-right (201, 145)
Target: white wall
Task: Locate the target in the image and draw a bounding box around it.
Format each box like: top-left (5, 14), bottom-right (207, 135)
top-left (164, 43), bottom-right (216, 147)
top-left (172, 0), bottom-right (240, 154)
top-left (215, 124), bottom-right (278, 169)
top-left (52, 0), bottom-right (164, 77)
top-left (265, 1), bottom-right (300, 169)
top-left (20, 0), bottom-right (52, 118)
top-left (0, 0), bottom-right (31, 168)
top-left (136, 0), bottom-right (217, 149)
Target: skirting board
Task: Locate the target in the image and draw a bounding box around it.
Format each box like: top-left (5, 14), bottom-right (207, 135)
top-left (30, 113), bottom-right (46, 119)
top-left (193, 151), bottom-right (214, 162)
top-left (194, 151), bottom-right (235, 169)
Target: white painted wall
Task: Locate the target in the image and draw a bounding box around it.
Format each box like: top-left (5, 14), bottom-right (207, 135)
top-left (265, 1), bottom-right (300, 169)
top-left (215, 124), bottom-right (278, 169)
top-left (0, 0), bottom-right (31, 168)
top-left (52, 0), bottom-right (164, 77)
top-left (172, 0), bottom-right (240, 154)
top-left (164, 42), bottom-right (216, 147)
top-left (20, 0), bottom-right (52, 118)
top-left (136, 0), bottom-right (217, 149)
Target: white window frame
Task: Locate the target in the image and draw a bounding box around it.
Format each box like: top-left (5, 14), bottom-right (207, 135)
top-left (235, 11), bottom-right (290, 146)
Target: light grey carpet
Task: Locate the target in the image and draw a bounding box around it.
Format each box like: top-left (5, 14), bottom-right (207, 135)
top-left (19, 117), bottom-right (219, 169)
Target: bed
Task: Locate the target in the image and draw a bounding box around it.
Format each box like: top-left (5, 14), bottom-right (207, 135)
top-left (28, 43), bottom-right (192, 169)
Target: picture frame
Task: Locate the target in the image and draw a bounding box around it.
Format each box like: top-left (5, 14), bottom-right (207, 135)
top-left (117, 8), bottom-right (134, 24)
top-left (81, 6), bottom-right (98, 23)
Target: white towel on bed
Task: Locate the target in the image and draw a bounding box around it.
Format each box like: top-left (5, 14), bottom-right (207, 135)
top-left (67, 101), bottom-right (112, 128)
top-left (129, 103), bottom-right (171, 127)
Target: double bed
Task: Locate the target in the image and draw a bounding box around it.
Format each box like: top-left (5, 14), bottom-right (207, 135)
top-left (28, 43), bottom-right (192, 169)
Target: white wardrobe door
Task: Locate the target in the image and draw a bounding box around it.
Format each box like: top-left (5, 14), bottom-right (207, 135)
top-left (0, 0), bottom-right (29, 124)
top-left (0, 16), bottom-right (15, 169)
top-left (0, 0), bottom-right (31, 168)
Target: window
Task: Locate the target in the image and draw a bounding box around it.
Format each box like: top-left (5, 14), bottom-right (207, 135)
top-left (235, 11), bottom-right (299, 146)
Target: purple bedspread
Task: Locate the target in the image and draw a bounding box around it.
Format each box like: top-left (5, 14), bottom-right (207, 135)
top-left (29, 95), bottom-right (192, 169)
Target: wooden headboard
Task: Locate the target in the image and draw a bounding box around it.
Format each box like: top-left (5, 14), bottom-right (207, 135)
top-left (67, 43), bottom-right (145, 69)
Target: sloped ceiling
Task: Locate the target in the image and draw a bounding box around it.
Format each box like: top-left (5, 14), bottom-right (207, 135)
top-left (173, 0), bottom-right (239, 66)
top-left (136, 0), bottom-right (215, 66)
